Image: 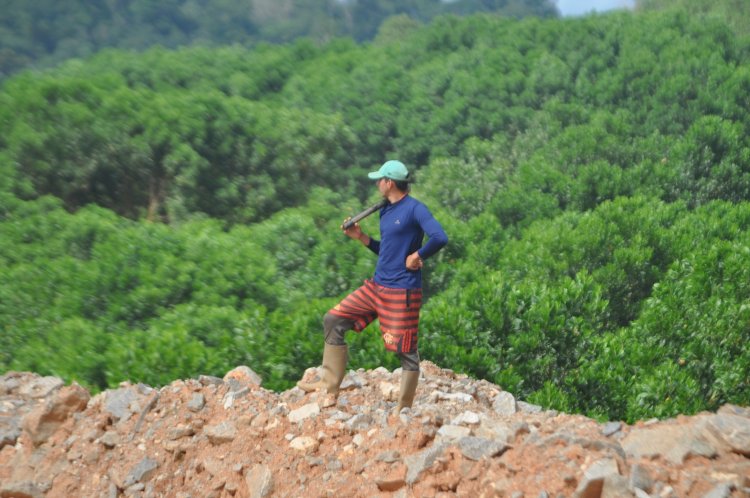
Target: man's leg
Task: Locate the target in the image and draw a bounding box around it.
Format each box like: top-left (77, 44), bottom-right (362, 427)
top-left (324, 312), bottom-right (353, 346)
top-left (297, 281), bottom-right (377, 395)
top-left (397, 350), bottom-right (420, 411)
top-left (372, 284), bottom-right (423, 411)
top-left (297, 313), bottom-right (352, 395)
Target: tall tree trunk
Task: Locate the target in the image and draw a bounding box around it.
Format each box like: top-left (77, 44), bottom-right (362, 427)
top-left (147, 176), bottom-right (165, 222)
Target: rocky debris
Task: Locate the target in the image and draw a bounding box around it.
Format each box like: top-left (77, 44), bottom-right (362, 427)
top-left (21, 383), bottom-right (89, 446)
top-left (0, 364), bottom-right (748, 498)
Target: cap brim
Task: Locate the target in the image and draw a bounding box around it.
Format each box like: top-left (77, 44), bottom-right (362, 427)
top-left (367, 172), bottom-right (383, 179)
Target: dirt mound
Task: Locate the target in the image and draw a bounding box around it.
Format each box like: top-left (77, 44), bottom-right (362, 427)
top-left (1, 363), bottom-right (748, 497)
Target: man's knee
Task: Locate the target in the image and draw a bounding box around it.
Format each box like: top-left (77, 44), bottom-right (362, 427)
top-left (398, 350), bottom-right (420, 372)
top-left (324, 312), bottom-right (352, 345)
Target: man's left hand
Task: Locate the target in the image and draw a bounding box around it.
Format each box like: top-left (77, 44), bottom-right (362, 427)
top-left (405, 252), bottom-right (423, 271)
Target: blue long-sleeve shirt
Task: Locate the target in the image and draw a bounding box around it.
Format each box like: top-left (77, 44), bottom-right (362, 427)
top-left (366, 195), bottom-right (448, 289)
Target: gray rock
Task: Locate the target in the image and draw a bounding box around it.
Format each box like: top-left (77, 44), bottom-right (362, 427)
top-left (492, 478), bottom-right (513, 495)
top-left (0, 481), bottom-right (45, 498)
top-left (166, 425), bottom-right (194, 441)
top-left (602, 421), bottom-right (623, 437)
top-left (0, 416), bottom-right (21, 449)
top-left (704, 413), bottom-right (750, 456)
top-left (435, 391), bottom-right (474, 403)
top-left (18, 376), bottom-right (64, 399)
top-left (340, 373), bottom-right (365, 390)
top-left (200, 456), bottom-right (224, 477)
top-left (22, 384), bottom-right (90, 446)
top-left (107, 482), bottom-right (118, 498)
top-left (124, 482), bottom-right (145, 496)
top-left (376, 450), bottom-right (401, 463)
top-left (288, 403), bottom-right (320, 424)
top-left (588, 458), bottom-right (619, 477)
top-left (289, 436), bottom-right (318, 453)
top-left (536, 432), bottom-right (625, 460)
top-left (186, 393), bottom-right (205, 412)
top-left (622, 424), bottom-right (718, 464)
top-left (225, 379), bottom-right (248, 393)
top-left (436, 424), bottom-right (471, 442)
top-left (204, 421), bottom-right (237, 444)
top-left (517, 401), bottom-right (543, 414)
top-left (601, 474), bottom-right (635, 498)
top-left (451, 410), bottom-right (481, 426)
top-left (702, 483), bottom-right (733, 498)
top-left (222, 387), bottom-right (249, 408)
top-left (269, 403), bottom-right (289, 417)
top-left (0, 374), bottom-right (22, 395)
top-left (573, 458), bottom-right (620, 498)
top-left (404, 444), bottom-right (447, 484)
top-left (198, 375), bottom-right (223, 386)
top-left (223, 366), bottom-right (262, 387)
top-left (718, 404), bottom-right (750, 418)
top-left (245, 464), bottom-right (273, 498)
top-left (327, 410), bottom-right (351, 422)
top-left (100, 430), bottom-right (120, 448)
top-left (458, 436), bottom-right (509, 460)
top-left (124, 457), bottom-right (159, 487)
top-left (629, 464), bottom-right (653, 493)
top-left (475, 418), bottom-right (514, 443)
top-left (104, 388), bottom-right (140, 422)
top-left (633, 489), bottom-right (651, 498)
top-left (493, 391), bottom-right (517, 416)
top-left (345, 414), bottom-right (374, 433)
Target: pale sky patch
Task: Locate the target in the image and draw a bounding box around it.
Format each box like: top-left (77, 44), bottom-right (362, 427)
top-left (557, 0), bottom-right (635, 17)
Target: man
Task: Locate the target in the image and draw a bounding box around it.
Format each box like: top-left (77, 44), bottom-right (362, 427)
top-left (298, 160), bottom-right (448, 411)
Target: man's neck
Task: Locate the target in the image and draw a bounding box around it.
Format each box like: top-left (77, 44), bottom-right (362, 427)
top-left (387, 191), bottom-right (408, 204)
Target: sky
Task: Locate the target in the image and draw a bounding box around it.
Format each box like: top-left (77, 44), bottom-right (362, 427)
top-left (557, 0), bottom-right (635, 17)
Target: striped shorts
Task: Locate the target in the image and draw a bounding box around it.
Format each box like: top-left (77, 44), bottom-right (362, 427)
top-left (328, 279), bottom-right (422, 354)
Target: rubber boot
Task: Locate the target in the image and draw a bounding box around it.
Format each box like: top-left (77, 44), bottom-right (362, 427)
top-left (297, 343), bottom-right (348, 395)
top-left (397, 370), bottom-right (420, 411)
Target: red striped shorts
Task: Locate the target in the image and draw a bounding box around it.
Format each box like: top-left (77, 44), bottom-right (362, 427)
top-left (328, 279), bottom-right (422, 353)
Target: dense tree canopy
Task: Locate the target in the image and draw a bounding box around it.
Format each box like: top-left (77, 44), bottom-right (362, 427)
top-left (636, 0), bottom-right (750, 37)
top-left (1, 4), bottom-right (749, 422)
top-left (0, 0), bottom-right (558, 79)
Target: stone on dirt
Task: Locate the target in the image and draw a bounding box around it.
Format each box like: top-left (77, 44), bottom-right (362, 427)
top-left (0, 364), bottom-right (748, 497)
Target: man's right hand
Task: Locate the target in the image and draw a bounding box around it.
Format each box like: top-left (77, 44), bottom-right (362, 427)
top-left (343, 218), bottom-right (362, 239)
top-left (343, 218), bottom-right (369, 245)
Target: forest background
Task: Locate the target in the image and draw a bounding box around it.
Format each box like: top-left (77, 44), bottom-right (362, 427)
top-left (1, 0), bottom-right (749, 423)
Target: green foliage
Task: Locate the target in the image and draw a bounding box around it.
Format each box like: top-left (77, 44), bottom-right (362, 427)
top-left (417, 137), bottom-right (514, 221)
top-left (570, 202), bottom-right (750, 419)
top-left (420, 266), bottom-right (608, 397)
top-left (1, 10), bottom-right (750, 424)
top-left (420, 198), bottom-right (750, 420)
top-left (626, 234), bottom-right (750, 416)
top-left (104, 303), bottom-right (270, 388)
top-left (13, 318), bottom-right (112, 391)
top-left (636, 0), bottom-right (750, 38)
top-left (3, 11), bottom-right (748, 223)
top-left (670, 116), bottom-right (750, 206)
top-left (0, 0), bottom-right (559, 79)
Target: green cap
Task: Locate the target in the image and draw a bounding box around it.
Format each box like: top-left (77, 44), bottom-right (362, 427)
top-left (367, 160), bottom-right (410, 181)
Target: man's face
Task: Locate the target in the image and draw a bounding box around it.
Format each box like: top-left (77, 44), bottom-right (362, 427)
top-left (376, 177), bottom-right (392, 196)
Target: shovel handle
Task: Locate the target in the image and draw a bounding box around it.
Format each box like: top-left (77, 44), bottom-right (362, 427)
top-left (341, 199), bottom-right (388, 230)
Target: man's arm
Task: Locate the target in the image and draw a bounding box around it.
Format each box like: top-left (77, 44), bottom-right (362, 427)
top-left (343, 222), bottom-right (380, 254)
top-left (359, 233), bottom-right (380, 255)
top-left (415, 204), bottom-right (448, 260)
